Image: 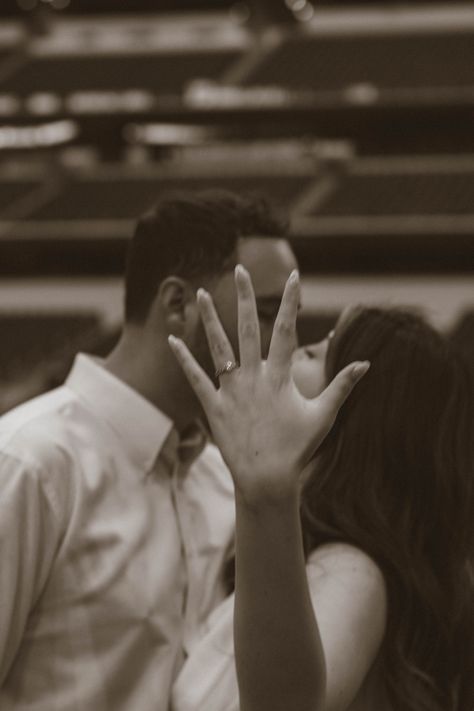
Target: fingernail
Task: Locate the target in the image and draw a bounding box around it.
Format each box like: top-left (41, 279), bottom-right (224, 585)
top-left (197, 288), bottom-right (209, 300)
top-left (168, 334), bottom-right (179, 346)
top-left (235, 264), bottom-right (247, 278)
top-left (289, 269), bottom-right (299, 284)
top-left (353, 361), bottom-right (370, 377)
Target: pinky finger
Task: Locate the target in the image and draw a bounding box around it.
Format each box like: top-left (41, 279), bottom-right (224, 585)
top-left (168, 335), bottom-right (217, 413)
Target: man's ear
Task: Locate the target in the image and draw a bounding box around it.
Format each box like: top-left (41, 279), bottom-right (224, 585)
top-left (150, 276), bottom-right (198, 338)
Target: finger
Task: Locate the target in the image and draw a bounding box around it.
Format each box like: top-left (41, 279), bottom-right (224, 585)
top-left (310, 360), bottom-right (370, 431)
top-left (197, 288), bottom-right (236, 373)
top-left (168, 335), bottom-right (217, 411)
top-left (235, 265), bottom-right (261, 368)
top-left (267, 270), bottom-right (300, 372)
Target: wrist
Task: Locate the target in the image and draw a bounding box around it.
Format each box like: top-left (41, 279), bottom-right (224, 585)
top-left (234, 486), bottom-right (304, 561)
top-left (234, 480), bottom-right (300, 514)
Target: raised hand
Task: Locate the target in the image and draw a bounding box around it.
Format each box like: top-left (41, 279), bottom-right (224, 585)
top-left (168, 265), bottom-right (369, 505)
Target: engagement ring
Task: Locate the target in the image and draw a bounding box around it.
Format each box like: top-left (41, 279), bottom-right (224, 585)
top-left (215, 361), bottom-right (239, 378)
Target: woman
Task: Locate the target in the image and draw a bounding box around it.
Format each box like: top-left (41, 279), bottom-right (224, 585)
top-left (169, 267), bottom-right (473, 711)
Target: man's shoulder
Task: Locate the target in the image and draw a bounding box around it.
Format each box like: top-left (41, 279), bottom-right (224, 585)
top-left (0, 388), bottom-right (84, 521)
top-left (0, 386), bottom-right (89, 469)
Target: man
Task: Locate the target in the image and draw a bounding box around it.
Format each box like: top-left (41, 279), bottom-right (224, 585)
top-left (0, 190), bottom-right (298, 710)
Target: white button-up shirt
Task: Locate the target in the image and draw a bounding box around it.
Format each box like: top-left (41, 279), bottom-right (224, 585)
top-left (0, 354), bottom-right (235, 711)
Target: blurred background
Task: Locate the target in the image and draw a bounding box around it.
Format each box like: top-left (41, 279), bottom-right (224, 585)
top-left (0, 0), bottom-right (473, 412)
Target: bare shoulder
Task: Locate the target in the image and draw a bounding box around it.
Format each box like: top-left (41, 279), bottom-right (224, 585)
top-left (306, 544), bottom-right (387, 710)
top-left (306, 542), bottom-right (387, 650)
top-left (307, 542), bottom-right (386, 596)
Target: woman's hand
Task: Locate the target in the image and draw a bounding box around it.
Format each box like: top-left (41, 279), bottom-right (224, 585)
top-left (169, 265), bottom-right (369, 505)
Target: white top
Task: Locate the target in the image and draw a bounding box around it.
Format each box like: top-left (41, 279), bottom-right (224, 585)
top-left (0, 354), bottom-right (235, 711)
top-left (172, 543), bottom-right (389, 711)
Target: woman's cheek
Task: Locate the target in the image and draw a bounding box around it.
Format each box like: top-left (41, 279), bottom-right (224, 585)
top-left (292, 362), bottom-right (326, 399)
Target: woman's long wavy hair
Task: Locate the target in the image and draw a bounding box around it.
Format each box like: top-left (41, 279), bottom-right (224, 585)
top-left (300, 307), bottom-right (474, 711)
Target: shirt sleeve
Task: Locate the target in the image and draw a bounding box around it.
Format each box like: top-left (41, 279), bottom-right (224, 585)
top-left (0, 452), bottom-right (64, 685)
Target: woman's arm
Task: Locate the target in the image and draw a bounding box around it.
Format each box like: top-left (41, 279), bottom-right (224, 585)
top-left (306, 544), bottom-right (387, 711)
top-left (169, 265), bottom-right (369, 711)
top-left (234, 491), bottom-right (325, 711)
top-left (235, 522), bottom-right (388, 711)
top-left (172, 542), bottom-right (386, 711)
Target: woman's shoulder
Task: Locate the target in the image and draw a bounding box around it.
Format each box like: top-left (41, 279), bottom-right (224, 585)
top-left (306, 543), bottom-right (389, 710)
top-left (307, 542), bottom-right (386, 589)
top-left (306, 542), bottom-right (387, 640)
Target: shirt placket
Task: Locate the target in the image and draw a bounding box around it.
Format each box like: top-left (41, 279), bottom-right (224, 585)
top-left (172, 458), bottom-right (202, 654)
top-left (150, 435), bottom-right (189, 679)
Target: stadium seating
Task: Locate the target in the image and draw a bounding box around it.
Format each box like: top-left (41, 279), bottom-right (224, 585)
top-left (0, 3), bottom-right (472, 409)
top-left (0, 312), bottom-right (104, 413)
top-left (240, 32), bottom-right (474, 92)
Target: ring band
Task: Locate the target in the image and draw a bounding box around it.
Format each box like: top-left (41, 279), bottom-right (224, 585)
top-left (215, 360), bottom-right (239, 378)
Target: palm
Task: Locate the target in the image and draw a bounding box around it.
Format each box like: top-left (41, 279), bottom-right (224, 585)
top-left (208, 375), bottom-right (313, 494)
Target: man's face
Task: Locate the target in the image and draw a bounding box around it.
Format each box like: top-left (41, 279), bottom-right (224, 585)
top-left (192, 237), bottom-right (299, 379)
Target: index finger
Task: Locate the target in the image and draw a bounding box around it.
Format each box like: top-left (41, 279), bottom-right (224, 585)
top-left (266, 270), bottom-right (300, 372)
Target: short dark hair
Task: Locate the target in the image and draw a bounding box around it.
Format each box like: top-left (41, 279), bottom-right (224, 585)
top-left (124, 189), bottom-right (288, 323)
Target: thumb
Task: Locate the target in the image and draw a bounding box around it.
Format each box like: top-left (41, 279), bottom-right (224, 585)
top-left (311, 360), bottom-right (370, 430)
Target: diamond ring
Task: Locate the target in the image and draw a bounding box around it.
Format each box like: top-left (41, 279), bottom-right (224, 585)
top-left (215, 360), bottom-right (239, 378)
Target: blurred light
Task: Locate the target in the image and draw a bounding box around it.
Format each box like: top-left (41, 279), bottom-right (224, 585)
top-left (285, 0), bottom-right (306, 11)
top-left (229, 2), bottom-right (251, 24)
top-left (38, 0), bottom-right (71, 7)
top-left (16, 0), bottom-right (38, 9)
top-left (120, 90), bottom-right (155, 112)
top-left (124, 123), bottom-right (211, 147)
top-left (344, 83), bottom-right (379, 105)
top-left (26, 92), bottom-right (62, 115)
top-left (0, 95), bottom-right (20, 117)
top-left (0, 120), bottom-right (78, 149)
top-left (184, 80), bottom-right (290, 109)
top-left (16, 0), bottom-right (71, 10)
top-left (59, 146), bottom-right (99, 167)
top-left (292, 1), bottom-right (315, 22)
top-left (66, 90), bottom-right (155, 114)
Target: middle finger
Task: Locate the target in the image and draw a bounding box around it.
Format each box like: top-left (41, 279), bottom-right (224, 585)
top-left (235, 265), bottom-right (261, 368)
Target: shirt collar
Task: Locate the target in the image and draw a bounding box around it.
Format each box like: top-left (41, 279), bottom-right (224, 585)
top-left (157, 421), bottom-right (207, 478)
top-left (65, 353), bottom-right (174, 473)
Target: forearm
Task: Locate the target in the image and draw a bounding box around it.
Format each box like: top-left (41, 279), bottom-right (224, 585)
top-left (233, 489), bottom-right (326, 711)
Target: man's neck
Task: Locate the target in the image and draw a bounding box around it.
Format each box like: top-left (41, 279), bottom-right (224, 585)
top-left (103, 336), bottom-right (199, 433)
